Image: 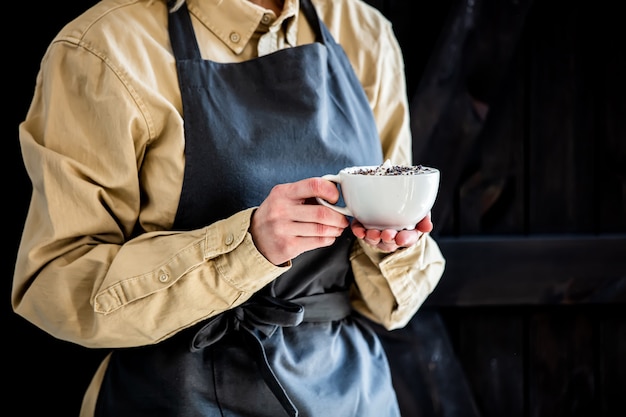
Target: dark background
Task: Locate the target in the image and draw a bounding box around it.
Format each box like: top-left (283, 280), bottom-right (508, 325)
top-left (7, 0), bottom-right (625, 416)
top-left (7, 2), bottom-right (114, 415)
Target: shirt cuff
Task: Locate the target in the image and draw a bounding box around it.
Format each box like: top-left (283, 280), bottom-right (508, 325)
top-left (208, 208), bottom-right (291, 294)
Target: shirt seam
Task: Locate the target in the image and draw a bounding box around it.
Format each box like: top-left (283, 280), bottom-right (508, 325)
top-left (49, 33), bottom-right (157, 143)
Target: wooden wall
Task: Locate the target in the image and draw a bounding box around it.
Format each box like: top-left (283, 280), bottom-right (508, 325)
top-left (370, 0), bottom-right (626, 416)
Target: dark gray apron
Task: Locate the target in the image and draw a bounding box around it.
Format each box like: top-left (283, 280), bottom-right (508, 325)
top-left (95, 1), bottom-right (399, 416)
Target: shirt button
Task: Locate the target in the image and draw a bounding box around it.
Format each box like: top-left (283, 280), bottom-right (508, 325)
top-left (261, 13), bottom-right (272, 24)
top-left (229, 32), bottom-right (241, 43)
top-left (158, 271), bottom-right (169, 283)
top-left (225, 233), bottom-right (234, 245)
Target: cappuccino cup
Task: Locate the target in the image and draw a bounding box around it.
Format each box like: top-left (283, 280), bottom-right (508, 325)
top-left (316, 162), bottom-right (440, 230)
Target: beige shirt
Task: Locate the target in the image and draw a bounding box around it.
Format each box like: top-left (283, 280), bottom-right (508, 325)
top-left (13, 0), bottom-right (445, 410)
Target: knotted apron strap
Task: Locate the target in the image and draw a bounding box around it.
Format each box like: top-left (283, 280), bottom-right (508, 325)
top-left (189, 291), bottom-right (352, 417)
top-left (290, 291), bottom-right (351, 322)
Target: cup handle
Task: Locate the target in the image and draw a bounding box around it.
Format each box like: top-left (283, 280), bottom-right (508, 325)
top-left (316, 174), bottom-right (353, 217)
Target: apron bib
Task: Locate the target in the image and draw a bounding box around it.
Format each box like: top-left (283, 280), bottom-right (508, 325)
top-left (95, 1), bottom-right (398, 415)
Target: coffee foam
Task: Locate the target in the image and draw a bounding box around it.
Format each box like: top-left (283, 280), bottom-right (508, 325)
top-left (351, 159), bottom-right (433, 176)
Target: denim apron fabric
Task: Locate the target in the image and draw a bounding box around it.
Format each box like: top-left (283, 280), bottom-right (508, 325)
top-left (94, 1), bottom-right (399, 416)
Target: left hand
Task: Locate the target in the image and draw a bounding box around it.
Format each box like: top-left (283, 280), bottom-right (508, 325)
top-left (350, 213), bottom-right (433, 253)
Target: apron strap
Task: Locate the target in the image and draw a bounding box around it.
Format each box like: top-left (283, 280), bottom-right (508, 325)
top-left (290, 291), bottom-right (351, 322)
top-left (167, 1), bottom-right (202, 60)
top-left (299, 0), bottom-right (324, 43)
top-left (189, 291), bottom-right (352, 417)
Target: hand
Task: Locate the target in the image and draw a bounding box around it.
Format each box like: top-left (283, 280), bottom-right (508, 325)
top-left (250, 178), bottom-right (350, 265)
top-left (350, 213), bottom-right (433, 253)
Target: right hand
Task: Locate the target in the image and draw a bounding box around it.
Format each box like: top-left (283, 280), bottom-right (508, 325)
top-left (249, 178), bottom-right (350, 265)
top-left (351, 212), bottom-right (433, 253)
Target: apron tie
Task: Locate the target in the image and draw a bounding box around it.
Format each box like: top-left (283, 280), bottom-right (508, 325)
top-left (189, 292), bottom-right (352, 417)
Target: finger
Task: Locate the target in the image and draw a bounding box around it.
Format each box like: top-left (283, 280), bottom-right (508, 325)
top-left (380, 229), bottom-right (398, 243)
top-left (280, 178), bottom-right (340, 203)
top-left (284, 220), bottom-right (347, 238)
top-left (290, 203), bottom-right (349, 228)
top-left (362, 229), bottom-right (382, 246)
top-left (365, 229), bottom-right (382, 242)
top-left (260, 185), bottom-right (348, 229)
top-left (350, 220), bottom-right (366, 239)
top-left (395, 229), bottom-right (421, 247)
top-left (415, 212), bottom-right (434, 233)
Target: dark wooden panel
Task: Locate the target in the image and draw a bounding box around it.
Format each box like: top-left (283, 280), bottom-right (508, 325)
top-left (406, 0), bottom-right (626, 237)
top-left (527, 0), bottom-right (626, 234)
top-left (426, 235), bottom-right (626, 306)
top-left (528, 310), bottom-right (597, 417)
top-left (456, 61), bottom-right (527, 235)
top-left (583, 1), bottom-right (626, 234)
top-left (528, 0), bottom-right (594, 233)
top-left (598, 312), bottom-right (626, 415)
top-left (374, 310), bottom-right (482, 417)
top-left (454, 309), bottom-right (525, 417)
top-left (365, 0), bottom-right (453, 99)
top-left (439, 305), bottom-right (626, 417)
top-left (405, 0), bottom-right (533, 236)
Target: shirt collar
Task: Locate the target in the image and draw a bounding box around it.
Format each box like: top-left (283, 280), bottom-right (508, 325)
top-left (186, 0), bottom-right (300, 55)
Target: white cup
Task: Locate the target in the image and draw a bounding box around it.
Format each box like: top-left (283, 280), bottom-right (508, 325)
top-left (316, 164), bottom-right (440, 230)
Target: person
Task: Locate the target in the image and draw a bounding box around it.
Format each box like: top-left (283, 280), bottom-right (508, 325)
top-left (12, 0), bottom-right (446, 415)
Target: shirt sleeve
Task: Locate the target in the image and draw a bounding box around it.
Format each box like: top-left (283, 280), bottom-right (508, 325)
top-left (350, 234), bottom-right (446, 330)
top-left (12, 39), bottom-right (289, 349)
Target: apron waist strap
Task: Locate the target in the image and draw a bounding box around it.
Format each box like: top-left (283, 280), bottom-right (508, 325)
top-left (189, 291), bottom-right (352, 350)
top-left (189, 291), bottom-right (352, 417)
top-left (289, 291), bottom-right (351, 322)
